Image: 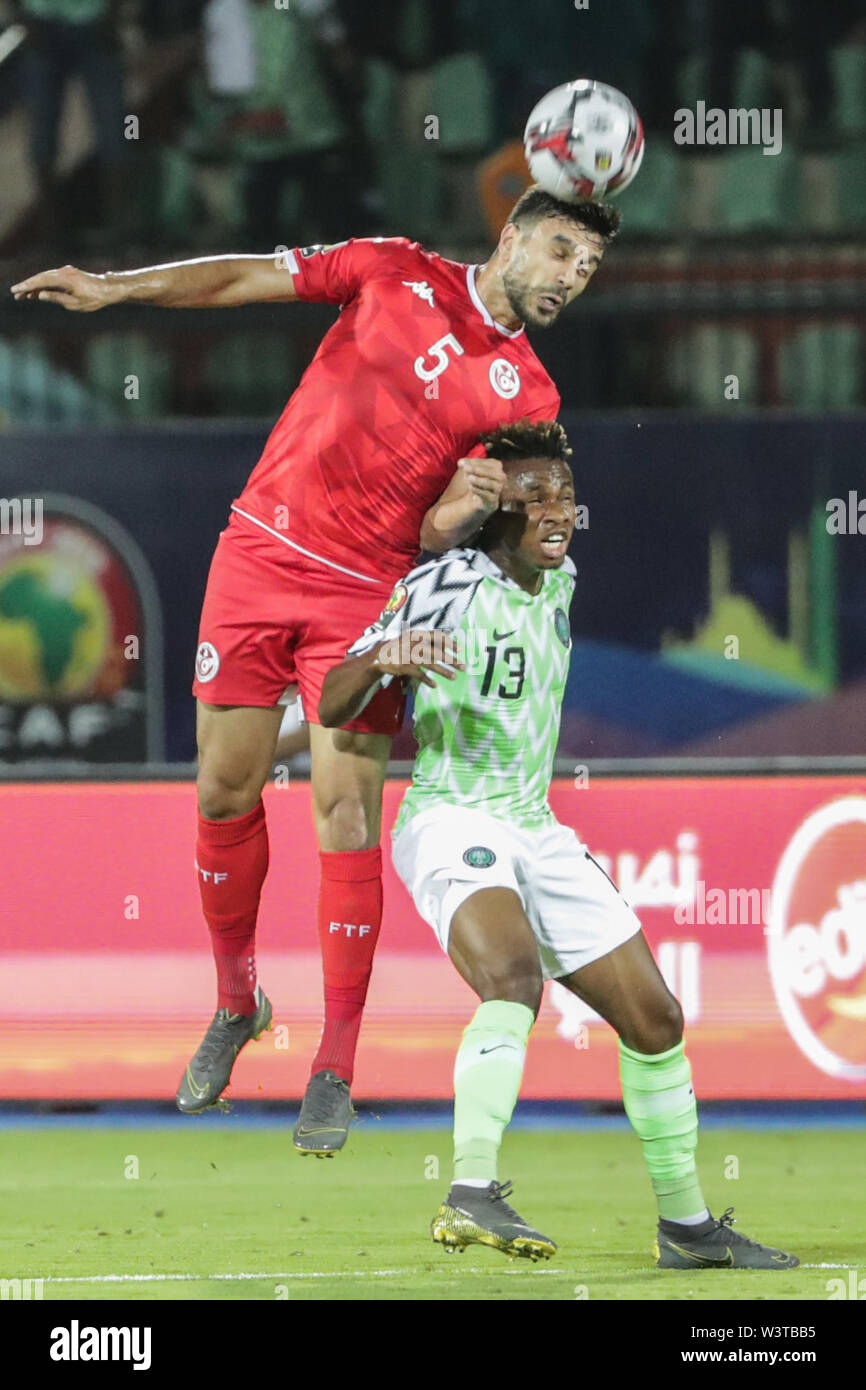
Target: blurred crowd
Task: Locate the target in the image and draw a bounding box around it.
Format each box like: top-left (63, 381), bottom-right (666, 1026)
top-left (0, 0), bottom-right (864, 256)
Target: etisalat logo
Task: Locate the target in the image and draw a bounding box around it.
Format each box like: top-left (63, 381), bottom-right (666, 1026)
top-left (50, 1320), bottom-right (152, 1370)
top-left (766, 797), bottom-right (866, 1082)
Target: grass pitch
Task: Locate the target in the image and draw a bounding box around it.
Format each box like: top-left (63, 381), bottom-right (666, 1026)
top-left (1, 1124), bottom-right (861, 1301)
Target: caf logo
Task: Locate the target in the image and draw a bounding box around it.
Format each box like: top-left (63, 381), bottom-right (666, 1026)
top-left (463, 846), bottom-right (496, 868)
top-left (385, 584), bottom-right (408, 615)
top-left (554, 607), bottom-right (570, 647)
top-left (767, 797), bottom-right (866, 1080)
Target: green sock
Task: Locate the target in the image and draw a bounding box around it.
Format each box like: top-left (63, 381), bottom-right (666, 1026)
top-left (452, 1000), bottom-right (534, 1184)
top-left (618, 1038), bottom-right (707, 1222)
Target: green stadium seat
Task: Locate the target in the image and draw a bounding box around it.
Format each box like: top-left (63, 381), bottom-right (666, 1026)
top-left (668, 325), bottom-right (760, 407)
top-left (717, 145), bottom-right (798, 234)
top-left (397, 0), bottom-right (434, 66)
top-left (203, 332), bottom-right (296, 416)
top-left (798, 152), bottom-right (842, 234)
top-left (0, 336), bottom-right (98, 425)
top-left (777, 325), bottom-right (863, 409)
top-left (363, 63), bottom-right (441, 237)
top-left (675, 54), bottom-right (707, 113)
top-left (830, 45), bottom-right (866, 136)
top-left (361, 59), bottom-right (398, 148)
top-left (732, 48), bottom-right (772, 111)
top-left (377, 142), bottom-right (441, 240)
top-left (677, 47), bottom-right (771, 113)
top-left (678, 325), bottom-right (761, 407)
top-left (837, 143), bottom-right (866, 228)
top-left (85, 334), bottom-right (172, 420)
top-left (616, 143), bottom-right (680, 237)
top-left (430, 52), bottom-right (493, 155)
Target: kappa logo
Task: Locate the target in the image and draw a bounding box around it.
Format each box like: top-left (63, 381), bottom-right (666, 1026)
top-left (195, 641), bottom-right (220, 683)
top-left (489, 358), bottom-right (521, 399)
top-left (403, 280), bottom-right (435, 306)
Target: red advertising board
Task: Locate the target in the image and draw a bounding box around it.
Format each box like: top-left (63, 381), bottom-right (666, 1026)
top-left (1, 776), bottom-right (865, 1101)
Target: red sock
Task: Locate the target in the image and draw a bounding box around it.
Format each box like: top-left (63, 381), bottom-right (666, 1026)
top-left (196, 801), bottom-right (269, 1015)
top-left (311, 846), bottom-right (382, 1084)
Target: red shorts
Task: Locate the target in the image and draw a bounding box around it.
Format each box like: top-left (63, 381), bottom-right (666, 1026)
top-left (192, 511), bottom-right (405, 735)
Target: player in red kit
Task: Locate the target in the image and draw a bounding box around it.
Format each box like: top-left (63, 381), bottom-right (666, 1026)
top-left (12, 188), bottom-right (620, 1151)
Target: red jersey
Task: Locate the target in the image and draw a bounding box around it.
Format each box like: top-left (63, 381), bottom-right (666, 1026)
top-left (233, 237), bottom-right (561, 585)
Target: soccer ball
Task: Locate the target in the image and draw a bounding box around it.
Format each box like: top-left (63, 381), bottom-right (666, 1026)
top-left (523, 79), bottom-right (644, 202)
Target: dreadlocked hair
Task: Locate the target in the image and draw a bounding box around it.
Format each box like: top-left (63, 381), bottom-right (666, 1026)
top-left (479, 418), bottom-right (572, 465)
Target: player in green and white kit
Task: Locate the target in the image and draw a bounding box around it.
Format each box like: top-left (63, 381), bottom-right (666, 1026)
top-left (320, 421), bottom-right (798, 1269)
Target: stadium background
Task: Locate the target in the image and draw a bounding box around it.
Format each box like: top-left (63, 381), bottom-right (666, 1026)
top-left (0, 0), bottom-right (865, 1112)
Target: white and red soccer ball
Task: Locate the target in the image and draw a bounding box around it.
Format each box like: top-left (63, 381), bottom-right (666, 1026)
top-left (524, 79), bottom-right (644, 202)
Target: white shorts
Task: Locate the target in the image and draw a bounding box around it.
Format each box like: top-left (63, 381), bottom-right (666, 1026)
top-left (391, 805), bottom-right (641, 980)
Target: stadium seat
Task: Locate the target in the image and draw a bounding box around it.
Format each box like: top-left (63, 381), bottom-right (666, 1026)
top-left (675, 53), bottom-right (707, 113)
top-left (203, 332), bottom-right (296, 416)
top-left (85, 335), bottom-right (173, 420)
top-left (717, 146), bottom-right (798, 234)
top-left (397, 0), bottom-right (434, 66)
top-left (668, 325), bottom-right (760, 407)
top-left (361, 59), bottom-right (398, 149)
top-left (731, 48), bottom-right (772, 111)
top-left (362, 62), bottom-right (441, 237)
top-left (378, 141), bottom-right (441, 240)
top-left (777, 325), bottom-right (863, 409)
top-left (0, 336), bottom-right (99, 426)
top-left (676, 47), bottom-right (771, 113)
top-left (830, 45), bottom-right (866, 137)
top-left (798, 152), bottom-right (842, 234)
top-left (837, 143), bottom-right (866, 229)
top-left (430, 52), bottom-right (493, 155)
top-left (617, 144), bottom-right (681, 237)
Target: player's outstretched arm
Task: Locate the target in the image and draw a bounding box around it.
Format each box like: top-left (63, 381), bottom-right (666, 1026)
top-left (319, 630), bottom-right (463, 729)
top-left (420, 457), bottom-right (506, 552)
top-left (10, 254), bottom-right (300, 311)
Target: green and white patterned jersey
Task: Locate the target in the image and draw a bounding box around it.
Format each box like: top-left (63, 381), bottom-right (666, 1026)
top-left (347, 548), bottom-right (575, 834)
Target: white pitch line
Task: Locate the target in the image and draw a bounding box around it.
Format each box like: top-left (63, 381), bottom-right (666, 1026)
top-left (39, 1267), bottom-right (566, 1284)
top-left (801, 1263), bottom-right (858, 1269)
top-left (37, 1264), bottom-right (844, 1285)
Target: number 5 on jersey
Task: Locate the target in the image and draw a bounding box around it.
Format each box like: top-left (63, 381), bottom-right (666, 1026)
top-left (414, 333), bottom-right (465, 383)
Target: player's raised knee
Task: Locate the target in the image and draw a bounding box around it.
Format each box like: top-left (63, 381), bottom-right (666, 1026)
top-left (477, 961), bottom-right (543, 1014)
top-left (624, 992), bottom-right (684, 1055)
